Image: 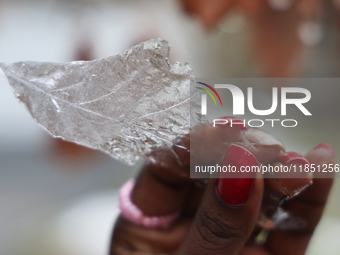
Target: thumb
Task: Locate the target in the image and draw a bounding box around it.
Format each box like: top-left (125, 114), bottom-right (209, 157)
top-left (178, 145), bottom-right (264, 255)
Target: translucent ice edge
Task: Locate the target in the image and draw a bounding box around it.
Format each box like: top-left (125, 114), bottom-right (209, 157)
top-left (0, 38), bottom-right (204, 165)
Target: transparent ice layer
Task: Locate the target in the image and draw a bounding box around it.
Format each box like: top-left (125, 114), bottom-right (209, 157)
top-left (0, 38), bottom-right (202, 165)
top-left (0, 38), bottom-right (316, 231)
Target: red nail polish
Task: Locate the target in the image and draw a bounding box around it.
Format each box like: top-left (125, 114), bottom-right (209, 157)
top-left (278, 152), bottom-right (309, 166)
top-left (211, 117), bottom-right (247, 130)
top-left (314, 143), bottom-right (335, 158)
top-left (216, 145), bottom-right (257, 206)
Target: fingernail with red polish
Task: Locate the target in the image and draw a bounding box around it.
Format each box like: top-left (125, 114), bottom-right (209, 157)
top-left (278, 152), bottom-right (309, 166)
top-left (216, 145), bottom-right (258, 206)
top-left (211, 117), bottom-right (247, 130)
top-left (314, 143), bottom-right (335, 158)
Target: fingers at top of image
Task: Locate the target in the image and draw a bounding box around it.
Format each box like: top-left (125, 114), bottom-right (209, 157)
top-left (181, 0), bottom-right (237, 29)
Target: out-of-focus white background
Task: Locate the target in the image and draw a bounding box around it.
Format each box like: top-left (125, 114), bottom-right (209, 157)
top-left (1, 0), bottom-right (340, 254)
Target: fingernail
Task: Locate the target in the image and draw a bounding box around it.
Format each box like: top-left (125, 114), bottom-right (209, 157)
top-left (270, 162), bottom-right (313, 197)
top-left (243, 128), bottom-right (285, 164)
top-left (211, 117), bottom-right (247, 130)
top-left (244, 128), bottom-right (285, 151)
top-left (278, 152), bottom-right (309, 166)
top-left (216, 145), bottom-right (258, 206)
top-left (314, 143), bottom-right (335, 158)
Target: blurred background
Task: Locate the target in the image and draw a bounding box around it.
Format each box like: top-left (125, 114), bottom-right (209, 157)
top-left (1, 0), bottom-right (340, 254)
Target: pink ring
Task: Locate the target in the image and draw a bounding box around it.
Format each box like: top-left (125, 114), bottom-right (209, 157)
top-left (118, 179), bottom-right (180, 229)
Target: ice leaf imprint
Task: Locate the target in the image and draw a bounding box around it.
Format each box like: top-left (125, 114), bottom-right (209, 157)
top-left (0, 38), bottom-right (201, 165)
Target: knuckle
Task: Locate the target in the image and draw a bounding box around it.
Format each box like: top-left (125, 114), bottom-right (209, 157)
top-left (195, 204), bottom-right (246, 248)
top-left (110, 245), bottom-right (135, 255)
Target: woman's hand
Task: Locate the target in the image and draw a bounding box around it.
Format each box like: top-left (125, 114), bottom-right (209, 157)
top-left (110, 121), bottom-right (334, 255)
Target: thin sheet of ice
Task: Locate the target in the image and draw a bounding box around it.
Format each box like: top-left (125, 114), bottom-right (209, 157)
top-left (0, 38), bottom-right (199, 165)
